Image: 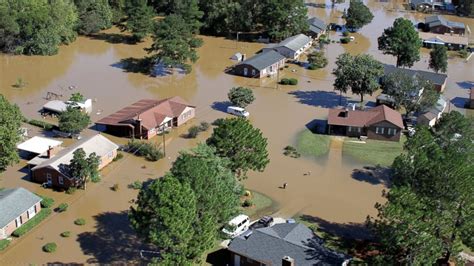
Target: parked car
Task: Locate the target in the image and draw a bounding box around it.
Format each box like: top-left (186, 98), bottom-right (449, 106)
top-left (227, 106), bottom-right (249, 118)
top-left (222, 214), bottom-right (250, 238)
top-left (258, 216), bottom-right (274, 227)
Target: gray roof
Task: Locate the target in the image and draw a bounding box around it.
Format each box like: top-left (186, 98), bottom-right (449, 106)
top-left (228, 223), bottom-right (349, 265)
top-left (237, 50), bottom-right (285, 71)
top-left (0, 188), bottom-right (42, 228)
top-left (276, 34), bottom-right (312, 52)
top-left (308, 17), bottom-right (327, 34)
top-left (383, 65), bottom-right (447, 86)
top-left (31, 134), bottom-right (118, 178)
top-left (410, 0), bottom-right (444, 7)
top-left (425, 15), bottom-right (465, 29)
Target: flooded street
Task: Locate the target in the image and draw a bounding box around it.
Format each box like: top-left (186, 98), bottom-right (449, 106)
top-left (1, 1), bottom-right (473, 264)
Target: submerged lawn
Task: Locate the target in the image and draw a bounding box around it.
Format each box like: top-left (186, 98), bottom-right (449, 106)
top-left (343, 136), bottom-right (406, 167)
top-left (241, 191), bottom-right (275, 219)
top-left (296, 129), bottom-right (331, 157)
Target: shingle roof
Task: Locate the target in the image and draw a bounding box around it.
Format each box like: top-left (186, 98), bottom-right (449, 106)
top-left (237, 50), bottom-right (285, 71)
top-left (228, 223), bottom-right (349, 265)
top-left (419, 32), bottom-right (468, 46)
top-left (0, 188), bottom-right (42, 228)
top-left (31, 134), bottom-right (119, 178)
top-left (328, 105), bottom-right (404, 129)
top-left (383, 64), bottom-right (447, 86)
top-left (425, 15), bottom-right (465, 29)
top-left (308, 17), bottom-right (327, 34)
top-left (96, 96), bottom-right (194, 130)
top-left (17, 136), bottom-right (63, 155)
top-left (276, 34), bottom-right (312, 52)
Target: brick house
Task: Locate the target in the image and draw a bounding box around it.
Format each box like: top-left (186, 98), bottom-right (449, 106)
top-left (383, 64), bottom-right (448, 93)
top-left (327, 105), bottom-right (404, 142)
top-left (0, 187), bottom-right (42, 239)
top-left (30, 134), bottom-right (118, 189)
top-left (95, 96), bottom-right (195, 139)
top-left (424, 15), bottom-right (466, 35)
top-left (262, 34), bottom-right (313, 60)
top-left (232, 50), bottom-right (286, 79)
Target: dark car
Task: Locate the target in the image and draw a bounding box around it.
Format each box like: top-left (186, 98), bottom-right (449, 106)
top-left (258, 216), bottom-right (274, 227)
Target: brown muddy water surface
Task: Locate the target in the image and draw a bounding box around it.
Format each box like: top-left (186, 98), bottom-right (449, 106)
top-left (1, 1), bottom-right (473, 264)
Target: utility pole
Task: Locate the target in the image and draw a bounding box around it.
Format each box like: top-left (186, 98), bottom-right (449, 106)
top-left (161, 124), bottom-right (166, 157)
top-left (276, 66), bottom-right (280, 90)
top-left (236, 32), bottom-right (241, 49)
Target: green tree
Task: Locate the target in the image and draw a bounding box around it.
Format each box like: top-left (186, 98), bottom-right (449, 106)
top-left (75, 0), bottom-right (113, 35)
top-left (170, 144), bottom-right (241, 258)
top-left (228, 87), bottom-right (255, 108)
top-left (344, 0), bottom-right (374, 30)
top-left (147, 14), bottom-right (202, 73)
top-left (69, 92), bottom-right (85, 102)
top-left (58, 107), bottom-right (91, 134)
top-left (332, 53), bottom-right (384, 102)
top-left (429, 45), bottom-right (448, 73)
top-left (261, 0), bottom-right (308, 41)
top-left (68, 148), bottom-right (99, 189)
top-left (199, 0), bottom-right (241, 35)
top-left (369, 114), bottom-right (474, 264)
top-left (0, 95), bottom-right (23, 171)
top-left (125, 0), bottom-right (155, 42)
top-left (307, 50), bottom-right (328, 69)
top-left (207, 118), bottom-right (269, 179)
top-left (129, 175), bottom-right (197, 264)
top-left (109, 0), bottom-right (126, 24)
top-left (382, 71), bottom-right (439, 114)
top-left (378, 18), bottom-right (422, 68)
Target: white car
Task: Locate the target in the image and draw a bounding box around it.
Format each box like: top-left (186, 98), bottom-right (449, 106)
top-left (222, 214), bottom-right (250, 238)
top-left (227, 106), bottom-right (249, 118)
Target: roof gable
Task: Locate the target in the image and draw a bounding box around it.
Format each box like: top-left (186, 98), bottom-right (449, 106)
top-left (276, 34), bottom-right (312, 52)
top-left (237, 50), bottom-right (285, 71)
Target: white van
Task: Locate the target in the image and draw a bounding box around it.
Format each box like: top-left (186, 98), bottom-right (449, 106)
top-left (222, 214), bottom-right (250, 238)
top-left (227, 106), bottom-right (249, 118)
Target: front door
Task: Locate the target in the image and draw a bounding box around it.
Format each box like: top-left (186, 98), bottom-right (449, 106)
top-left (46, 174), bottom-right (52, 186)
top-left (243, 68), bottom-right (248, 76)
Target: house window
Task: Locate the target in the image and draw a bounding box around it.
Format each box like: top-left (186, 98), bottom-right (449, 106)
top-left (182, 110), bottom-right (192, 120)
top-left (348, 126), bottom-right (352, 132)
top-left (388, 128), bottom-right (397, 136)
top-left (58, 176), bottom-right (64, 185)
top-left (251, 69), bottom-right (256, 76)
top-left (375, 127), bottom-right (385, 134)
top-left (15, 216), bottom-right (22, 227)
top-left (27, 205), bottom-right (37, 219)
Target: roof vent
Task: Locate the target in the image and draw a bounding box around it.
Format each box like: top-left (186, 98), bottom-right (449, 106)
top-left (243, 231), bottom-right (253, 239)
top-left (282, 256), bottom-right (295, 266)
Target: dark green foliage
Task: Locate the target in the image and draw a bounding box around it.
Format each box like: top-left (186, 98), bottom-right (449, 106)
top-left (12, 208), bottom-right (52, 237)
top-left (228, 87), bottom-right (255, 108)
top-left (332, 53), bottom-right (383, 102)
top-left (0, 239), bottom-right (10, 251)
top-left (261, 0), bottom-right (309, 41)
top-left (340, 37), bottom-right (351, 44)
top-left (69, 92), bottom-right (85, 102)
top-left (382, 71), bottom-right (439, 114)
top-left (378, 18), bottom-right (422, 68)
top-left (207, 118), bottom-right (269, 179)
top-left (429, 45), bottom-right (448, 73)
top-left (60, 231), bottom-right (71, 237)
top-left (112, 152), bottom-right (124, 161)
top-left (68, 148), bottom-right (100, 189)
top-left (199, 121), bottom-right (210, 131)
top-left (42, 242), bottom-right (57, 253)
top-left (344, 0), bottom-right (374, 30)
top-left (147, 14), bottom-right (202, 73)
top-left (126, 140), bottom-right (164, 161)
top-left (129, 180), bottom-right (142, 190)
top-left (283, 146), bottom-right (301, 158)
top-left (57, 203), bottom-right (68, 212)
top-left (342, 31), bottom-right (349, 37)
top-left (74, 218), bottom-right (86, 225)
top-left (187, 125), bottom-right (200, 138)
top-left (66, 187), bottom-right (77, 194)
top-left (0, 0), bottom-right (78, 55)
top-left (280, 78), bottom-right (298, 85)
top-left (369, 112), bottom-right (474, 263)
top-left (289, 78), bottom-right (298, 85)
top-left (58, 107), bottom-right (90, 134)
top-left (75, 0), bottom-right (113, 35)
top-left (27, 119), bottom-right (55, 131)
top-left (308, 51), bottom-right (328, 69)
top-left (242, 199), bottom-right (253, 207)
top-left (0, 95), bottom-right (23, 171)
top-left (124, 0), bottom-right (155, 42)
top-left (109, 0), bottom-right (126, 23)
top-left (39, 195), bottom-right (55, 208)
top-left (212, 118), bottom-right (225, 127)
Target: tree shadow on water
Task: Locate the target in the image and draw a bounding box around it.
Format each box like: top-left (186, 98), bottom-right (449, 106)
top-left (77, 211), bottom-right (155, 264)
top-left (456, 81), bottom-right (474, 90)
top-left (351, 166), bottom-right (392, 187)
top-left (111, 57), bottom-right (153, 75)
top-left (451, 97), bottom-right (468, 108)
top-left (288, 90), bottom-right (349, 108)
top-left (300, 215), bottom-right (374, 241)
top-left (88, 32), bottom-right (138, 45)
top-left (211, 101), bottom-right (232, 113)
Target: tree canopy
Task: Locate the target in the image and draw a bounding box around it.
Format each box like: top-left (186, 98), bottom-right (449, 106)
top-left (429, 45), bottom-right (448, 73)
top-left (68, 148), bottom-right (100, 189)
top-left (75, 0), bottom-right (113, 35)
top-left (261, 0), bottom-right (308, 41)
top-left (0, 94), bottom-right (23, 171)
top-left (344, 0), bottom-right (374, 30)
top-left (378, 18), bottom-right (422, 68)
top-left (207, 118), bottom-right (269, 179)
top-left (332, 53), bottom-right (384, 102)
top-left (228, 87), bottom-right (255, 108)
top-left (69, 92), bottom-right (85, 102)
top-left (58, 107), bottom-right (91, 134)
top-left (369, 112), bottom-right (474, 264)
top-left (124, 0), bottom-right (155, 42)
top-left (307, 51), bottom-right (328, 69)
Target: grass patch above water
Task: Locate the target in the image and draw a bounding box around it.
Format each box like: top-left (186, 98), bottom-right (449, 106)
top-left (12, 208), bottom-right (52, 237)
top-left (342, 136), bottom-right (406, 167)
top-left (241, 191), bottom-right (274, 219)
top-left (0, 239), bottom-right (10, 251)
top-left (296, 129), bottom-right (331, 157)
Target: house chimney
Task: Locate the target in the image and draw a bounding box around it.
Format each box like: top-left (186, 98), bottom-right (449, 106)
top-left (47, 146), bottom-right (53, 158)
top-left (282, 256), bottom-right (294, 266)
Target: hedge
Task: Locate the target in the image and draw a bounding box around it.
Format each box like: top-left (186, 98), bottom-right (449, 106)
top-left (27, 119), bottom-right (55, 130)
top-left (12, 208), bottom-right (52, 237)
top-left (340, 37), bottom-right (351, 44)
top-left (0, 239), bottom-right (10, 251)
top-left (38, 195), bottom-right (54, 208)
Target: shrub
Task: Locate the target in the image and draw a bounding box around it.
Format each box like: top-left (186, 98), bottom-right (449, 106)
top-left (127, 140), bottom-right (163, 162)
top-left (145, 148), bottom-right (164, 161)
top-left (60, 231), bottom-right (71, 238)
top-left (340, 37), bottom-right (351, 44)
top-left (289, 78), bottom-right (298, 85)
top-left (39, 196), bottom-right (54, 208)
top-left (458, 49), bottom-right (469, 59)
top-left (283, 145), bottom-right (301, 158)
top-left (308, 64), bottom-right (317, 70)
top-left (66, 187), bottom-right (76, 195)
top-left (199, 121), bottom-right (210, 131)
top-left (0, 239), bottom-right (10, 251)
top-left (342, 31), bottom-right (349, 37)
top-left (212, 118), bottom-right (225, 126)
top-left (187, 125), bottom-right (200, 138)
top-left (57, 203), bottom-right (68, 212)
top-left (280, 78), bottom-right (290, 85)
top-left (112, 152), bottom-right (124, 162)
top-left (74, 218), bottom-right (86, 226)
top-left (90, 173), bottom-right (101, 183)
top-left (242, 199), bottom-right (253, 207)
top-left (129, 180), bottom-right (142, 190)
top-left (12, 208), bottom-right (52, 237)
top-left (28, 119), bottom-right (54, 130)
top-left (42, 242), bottom-right (57, 253)
top-left (111, 183), bottom-right (119, 191)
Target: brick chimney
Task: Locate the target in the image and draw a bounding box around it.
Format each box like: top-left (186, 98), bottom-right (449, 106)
top-left (47, 146), bottom-right (53, 158)
top-left (282, 256), bottom-right (294, 266)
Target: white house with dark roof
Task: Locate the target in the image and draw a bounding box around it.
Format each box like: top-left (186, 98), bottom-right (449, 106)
top-left (0, 187), bottom-right (42, 239)
top-left (232, 50), bottom-right (286, 78)
top-left (307, 17), bottom-right (327, 39)
top-left (263, 34), bottom-right (313, 60)
top-left (417, 96), bottom-right (447, 127)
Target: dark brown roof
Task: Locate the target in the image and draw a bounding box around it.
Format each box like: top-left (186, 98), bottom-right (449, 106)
top-left (328, 105), bottom-right (403, 129)
top-left (96, 96), bottom-right (194, 129)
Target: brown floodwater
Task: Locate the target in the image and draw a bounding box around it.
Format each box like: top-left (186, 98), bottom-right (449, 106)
top-left (1, 1), bottom-right (473, 264)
